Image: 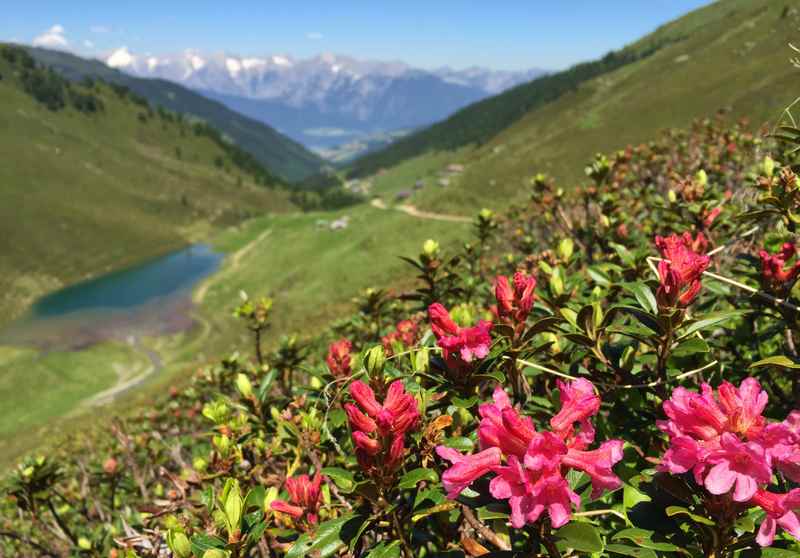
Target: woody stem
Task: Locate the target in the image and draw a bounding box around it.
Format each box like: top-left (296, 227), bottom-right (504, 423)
top-left (390, 509), bottom-right (413, 558)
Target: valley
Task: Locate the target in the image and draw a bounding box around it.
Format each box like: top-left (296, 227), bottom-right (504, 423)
top-left (5, 1), bottom-right (800, 555)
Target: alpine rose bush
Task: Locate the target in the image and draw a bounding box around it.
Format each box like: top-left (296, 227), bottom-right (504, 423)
top-left (345, 380), bottom-right (420, 479)
top-left (271, 473), bottom-right (325, 527)
top-left (655, 232), bottom-right (711, 308)
top-left (659, 378), bottom-right (800, 545)
top-left (428, 302), bottom-right (493, 373)
top-left (326, 338), bottom-right (352, 377)
top-left (437, 380), bottom-right (623, 528)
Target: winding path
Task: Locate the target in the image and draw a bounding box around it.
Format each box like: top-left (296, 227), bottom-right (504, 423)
top-left (194, 228), bottom-right (273, 304)
top-left (84, 336), bottom-right (163, 407)
top-left (370, 198), bottom-right (471, 224)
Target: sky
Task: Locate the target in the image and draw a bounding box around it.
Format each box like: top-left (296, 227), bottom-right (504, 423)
top-left (1, 1), bottom-right (713, 71)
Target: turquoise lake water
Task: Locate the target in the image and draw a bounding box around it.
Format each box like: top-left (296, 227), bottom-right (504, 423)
top-left (2, 244), bottom-right (222, 349)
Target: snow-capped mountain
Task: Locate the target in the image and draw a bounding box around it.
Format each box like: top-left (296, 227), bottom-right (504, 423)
top-left (106, 48), bottom-right (546, 150)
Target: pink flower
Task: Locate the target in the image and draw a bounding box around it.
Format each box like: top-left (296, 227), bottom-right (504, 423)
top-left (717, 378), bottom-right (768, 438)
top-left (429, 302), bottom-right (459, 338)
top-left (326, 339), bottom-right (352, 377)
top-left (562, 440), bottom-right (625, 498)
top-left (382, 319), bottom-right (419, 356)
top-left (703, 433), bottom-right (771, 501)
top-left (494, 272), bottom-right (537, 326)
top-left (751, 489), bottom-right (800, 547)
top-left (271, 473), bottom-right (325, 525)
top-left (703, 206), bottom-right (722, 228)
top-left (658, 379), bottom-right (800, 548)
top-left (550, 378), bottom-right (600, 447)
top-left (437, 446), bottom-right (502, 498)
top-left (428, 303), bottom-right (493, 372)
top-left (654, 233), bottom-right (710, 308)
top-left (437, 380), bottom-right (622, 529)
top-left (346, 380), bottom-right (420, 477)
top-left (759, 243), bottom-right (800, 294)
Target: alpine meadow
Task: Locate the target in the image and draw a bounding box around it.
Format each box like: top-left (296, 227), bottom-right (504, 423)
top-left (4, 1), bottom-right (800, 557)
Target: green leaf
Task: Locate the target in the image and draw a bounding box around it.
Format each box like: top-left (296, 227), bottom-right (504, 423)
top-left (610, 305), bottom-right (664, 336)
top-left (189, 534), bottom-right (226, 558)
top-left (554, 522), bottom-right (604, 553)
top-left (677, 310), bottom-right (747, 340)
top-left (522, 315), bottom-right (561, 341)
top-left (623, 484), bottom-right (651, 512)
top-left (670, 337), bottom-right (709, 358)
top-left (451, 395), bottom-right (480, 408)
top-left (606, 543), bottom-right (658, 558)
top-left (411, 501), bottom-right (458, 522)
top-left (474, 370), bottom-right (506, 383)
top-left (244, 485), bottom-right (265, 512)
top-left (398, 468), bottom-right (438, 490)
top-left (612, 528), bottom-right (679, 551)
top-left (750, 355), bottom-right (800, 369)
top-left (665, 505), bottom-right (715, 526)
top-left (365, 541), bottom-right (402, 558)
top-left (587, 266), bottom-right (612, 287)
top-left (321, 467), bottom-right (355, 492)
top-left (620, 282), bottom-right (658, 315)
top-left (286, 514), bottom-right (358, 558)
top-left (477, 503), bottom-right (509, 521)
top-left (441, 437), bottom-right (474, 451)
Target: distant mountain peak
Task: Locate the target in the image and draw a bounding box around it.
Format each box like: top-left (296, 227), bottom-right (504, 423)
top-left (102, 47), bottom-right (547, 153)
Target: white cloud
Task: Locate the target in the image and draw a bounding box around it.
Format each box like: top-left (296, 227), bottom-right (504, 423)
top-left (32, 24), bottom-right (69, 49)
top-left (83, 39), bottom-right (95, 49)
top-left (90, 25), bottom-right (111, 34)
top-left (306, 31), bottom-right (324, 40)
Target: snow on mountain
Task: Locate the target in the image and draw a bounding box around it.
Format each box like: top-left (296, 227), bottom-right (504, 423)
top-left (104, 48), bottom-right (546, 150)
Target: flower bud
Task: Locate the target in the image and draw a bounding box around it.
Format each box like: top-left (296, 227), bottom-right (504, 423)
top-left (364, 346), bottom-right (386, 380)
top-left (235, 373), bottom-right (253, 399)
top-left (202, 550), bottom-right (229, 558)
top-left (558, 238), bottom-right (574, 261)
top-left (414, 349), bottom-right (429, 372)
top-left (102, 457), bottom-right (118, 475)
top-left (695, 169), bottom-right (708, 186)
top-left (213, 434), bottom-right (231, 456)
top-left (764, 156), bottom-right (775, 178)
top-left (422, 239), bottom-right (440, 258)
top-left (166, 530), bottom-right (192, 558)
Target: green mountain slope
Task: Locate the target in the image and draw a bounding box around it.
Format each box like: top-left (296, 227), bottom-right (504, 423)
top-left (0, 45), bottom-right (295, 325)
top-left (352, 0), bottom-right (799, 212)
top-left (26, 46), bottom-right (326, 182)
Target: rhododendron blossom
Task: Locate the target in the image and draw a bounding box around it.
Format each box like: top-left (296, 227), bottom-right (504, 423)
top-left (437, 380), bottom-right (623, 529)
top-left (381, 319), bottom-right (419, 356)
top-left (759, 243), bottom-right (800, 294)
top-left (494, 272), bottom-right (537, 326)
top-left (428, 303), bottom-right (492, 373)
top-left (654, 232), bottom-right (711, 308)
top-left (658, 378), bottom-right (800, 546)
top-left (271, 473), bottom-right (325, 525)
top-left (326, 338), bottom-right (352, 377)
top-left (345, 380), bottom-right (420, 477)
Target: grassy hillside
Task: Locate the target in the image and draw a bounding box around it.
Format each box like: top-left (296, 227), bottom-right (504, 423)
top-left (350, 0), bottom-right (799, 213)
top-left (0, 203), bottom-right (470, 463)
top-left (0, 45), bottom-right (295, 325)
top-left (25, 46), bottom-right (326, 183)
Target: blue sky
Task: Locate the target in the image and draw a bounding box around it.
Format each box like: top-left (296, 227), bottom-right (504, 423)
top-left (2, 1), bottom-right (712, 70)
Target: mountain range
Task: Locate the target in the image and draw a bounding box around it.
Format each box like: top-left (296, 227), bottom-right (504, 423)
top-left (105, 48), bottom-right (546, 150)
top-left (25, 47), bottom-right (326, 182)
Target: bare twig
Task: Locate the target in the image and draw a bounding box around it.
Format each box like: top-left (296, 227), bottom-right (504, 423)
top-left (461, 505), bottom-right (510, 551)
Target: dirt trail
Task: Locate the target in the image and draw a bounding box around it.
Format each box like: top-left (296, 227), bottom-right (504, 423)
top-left (194, 228), bottom-right (272, 304)
top-left (83, 337), bottom-right (163, 407)
top-left (370, 198), bottom-right (471, 223)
